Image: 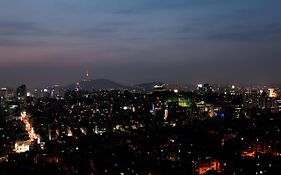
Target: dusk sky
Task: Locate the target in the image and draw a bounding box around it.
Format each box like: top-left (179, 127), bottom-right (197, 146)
top-left (0, 0), bottom-right (281, 87)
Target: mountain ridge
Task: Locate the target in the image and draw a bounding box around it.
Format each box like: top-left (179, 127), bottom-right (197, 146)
top-left (65, 78), bottom-right (127, 90)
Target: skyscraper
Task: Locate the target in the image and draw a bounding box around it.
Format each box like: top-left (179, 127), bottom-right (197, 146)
top-left (17, 85), bottom-right (27, 101)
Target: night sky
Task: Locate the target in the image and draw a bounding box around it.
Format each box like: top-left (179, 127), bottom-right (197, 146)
top-left (0, 0), bottom-right (281, 87)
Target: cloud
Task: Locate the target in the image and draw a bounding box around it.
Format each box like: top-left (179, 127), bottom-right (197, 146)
top-left (113, 9), bottom-right (137, 15)
top-left (0, 21), bottom-right (54, 47)
top-left (0, 21), bottom-right (51, 36)
top-left (64, 20), bottom-right (142, 41)
top-left (0, 39), bottom-right (48, 47)
top-left (207, 23), bottom-right (281, 41)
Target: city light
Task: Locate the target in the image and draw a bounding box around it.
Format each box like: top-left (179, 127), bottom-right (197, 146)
top-left (14, 112), bottom-right (39, 153)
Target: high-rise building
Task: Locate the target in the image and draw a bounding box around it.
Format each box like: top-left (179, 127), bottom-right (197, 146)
top-left (0, 88), bottom-right (8, 103)
top-left (17, 85), bottom-right (27, 101)
top-left (244, 89), bottom-right (257, 108)
top-left (276, 99), bottom-right (281, 112)
top-left (197, 83), bottom-right (212, 94)
top-left (229, 85), bottom-right (238, 95)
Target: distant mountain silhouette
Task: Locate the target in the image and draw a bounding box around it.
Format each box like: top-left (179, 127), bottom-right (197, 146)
top-left (66, 79), bottom-right (127, 90)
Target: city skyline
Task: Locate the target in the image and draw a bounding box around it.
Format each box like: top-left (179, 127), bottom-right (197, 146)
top-left (2, 73), bottom-right (281, 90)
top-left (0, 0), bottom-right (281, 87)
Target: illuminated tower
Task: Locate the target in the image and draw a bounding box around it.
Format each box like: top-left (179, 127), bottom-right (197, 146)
top-left (83, 70), bottom-right (91, 82)
top-left (86, 70), bottom-right (89, 79)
